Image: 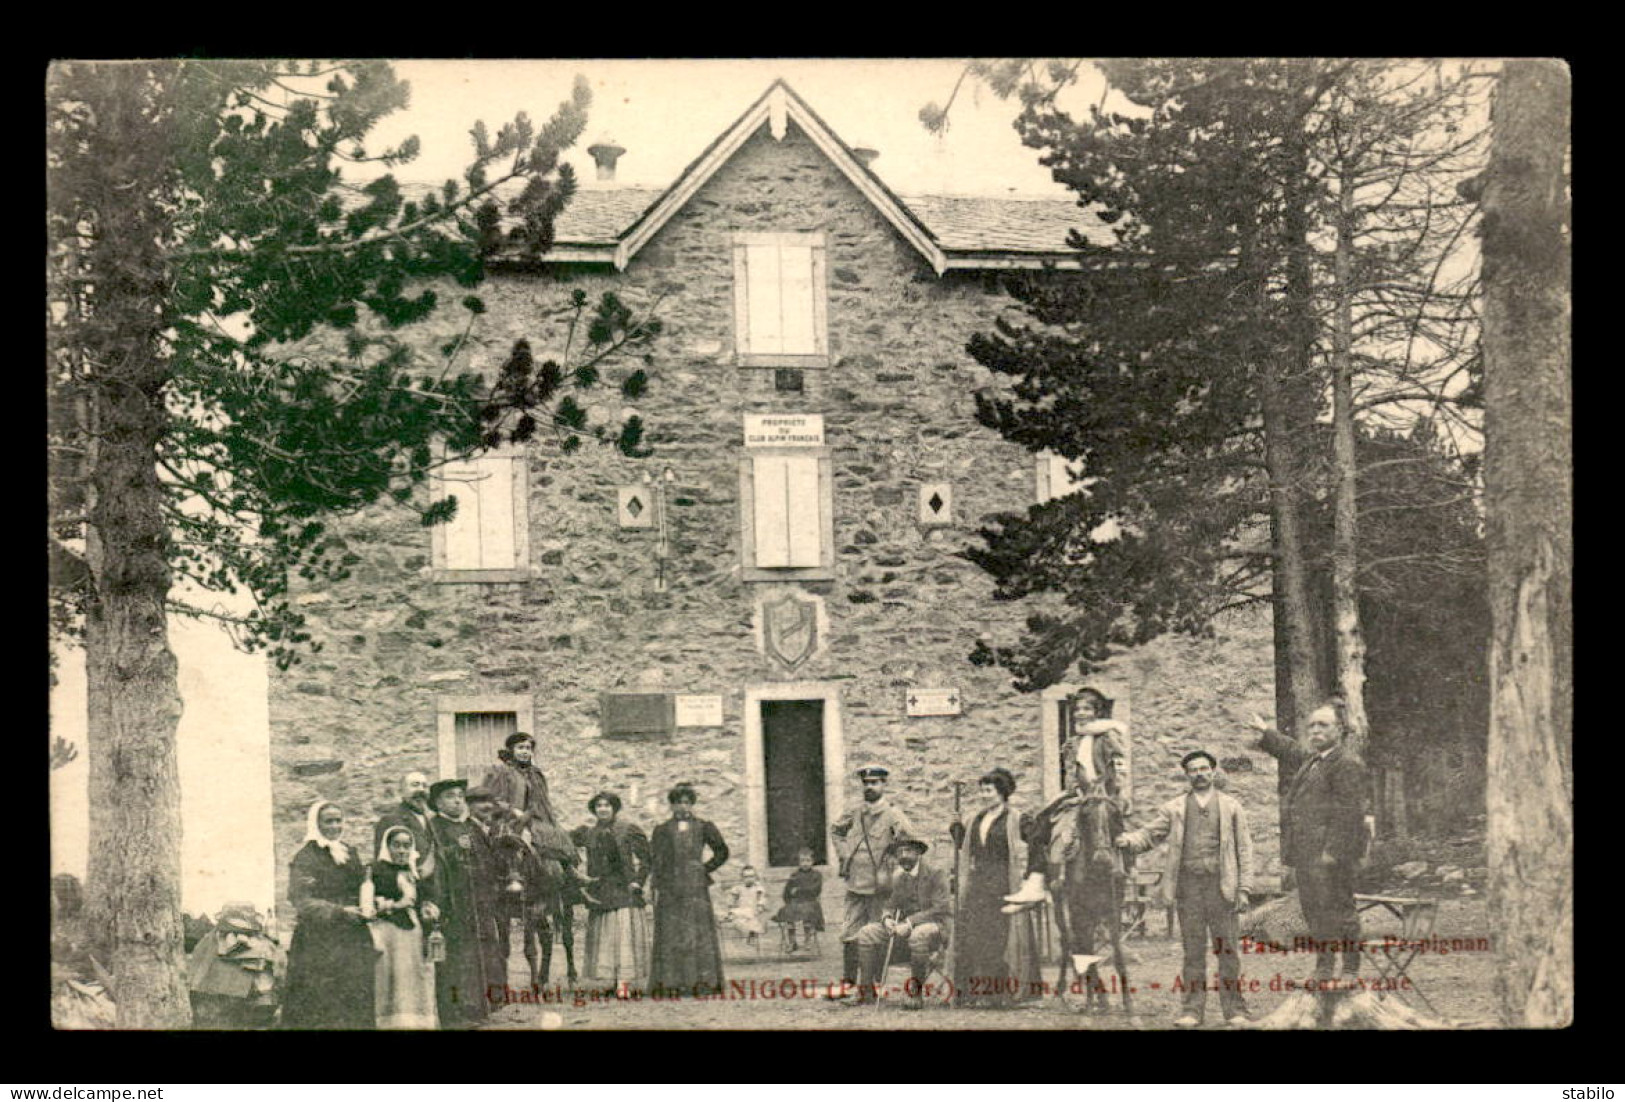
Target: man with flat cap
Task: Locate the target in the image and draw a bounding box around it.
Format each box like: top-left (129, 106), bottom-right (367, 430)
top-left (850, 833), bottom-right (951, 1009)
top-left (464, 786), bottom-right (510, 991)
top-left (828, 763), bottom-right (916, 998)
top-left (426, 778), bottom-right (497, 1027)
top-left (1117, 749), bottom-right (1255, 1027)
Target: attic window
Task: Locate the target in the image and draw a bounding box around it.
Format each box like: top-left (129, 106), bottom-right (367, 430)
top-left (733, 232), bottom-right (829, 368)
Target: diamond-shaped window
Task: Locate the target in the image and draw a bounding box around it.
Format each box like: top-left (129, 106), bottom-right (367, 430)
top-left (626, 495), bottom-right (644, 518)
top-left (928, 492), bottom-right (945, 514)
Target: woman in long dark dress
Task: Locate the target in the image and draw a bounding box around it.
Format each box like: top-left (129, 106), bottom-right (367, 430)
top-left (952, 769), bottom-right (1042, 1007)
top-left (571, 791), bottom-right (651, 988)
top-left (648, 783), bottom-right (729, 996)
top-left (281, 800), bottom-right (377, 1029)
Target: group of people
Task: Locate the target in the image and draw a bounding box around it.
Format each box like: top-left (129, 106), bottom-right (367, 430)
top-left (828, 694), bottom-right (1369, 1027)
top-left (279, 692), bottom-right (1369, 1028)
top-left (280, 731), bottom-right (738, 1029)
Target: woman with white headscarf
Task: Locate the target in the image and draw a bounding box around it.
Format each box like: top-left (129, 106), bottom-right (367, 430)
top-left (362, 825), bottom-right (439, 1029)
top-left (281, 799), bottom-right (377, 1029)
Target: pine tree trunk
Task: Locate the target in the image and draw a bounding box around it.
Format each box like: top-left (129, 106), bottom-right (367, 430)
top-left (77, 67), bottom-right (191, 1028)
top-left (1482, 58), bottom-right (1572, 1030)
top-left (1330, 167), bottom-right (1371, 760)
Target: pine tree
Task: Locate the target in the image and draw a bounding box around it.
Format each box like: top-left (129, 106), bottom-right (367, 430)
top-left (47, 60), bottom-right (659, 1026)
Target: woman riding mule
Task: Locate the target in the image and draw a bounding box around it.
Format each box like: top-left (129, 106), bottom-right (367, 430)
top-left (1004, 718), bottom-right (1135, 1016)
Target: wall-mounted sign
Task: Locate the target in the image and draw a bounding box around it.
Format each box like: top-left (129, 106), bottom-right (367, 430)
top-left (906, 687), bottom-right (963, 717)
top-left (919, 482), bottom-right (953, 526)
top-left (675, 694), bottom-right (725, 727)
top-left (600, 693), bottom-right (674, 738)
top-left (617, 485), bottom-right (655, 528)
top-left (744, 413), bottom-right (824, 448)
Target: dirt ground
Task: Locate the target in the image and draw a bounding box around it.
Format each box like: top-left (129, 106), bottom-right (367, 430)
top-left (480, 896), bottom-right (1499, 1031)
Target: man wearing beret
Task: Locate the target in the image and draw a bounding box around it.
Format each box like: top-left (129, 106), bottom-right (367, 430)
top-left (828, 764), bottom-right (916, 998)
top-left (851, 834), bottom-right (951, 1009)
top-left (1117, 749), bottom-right (1255, 1027)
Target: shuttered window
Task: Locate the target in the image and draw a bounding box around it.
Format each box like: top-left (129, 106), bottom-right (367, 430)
top-left (431, 448), bottom-right (531, 582)
top-left (740, 448), bottom-right (833, 581)
top-left (1035, 450), bottom-right (1089, 503)
top-left (434, 694), bottom-right (532, 781)
top-left (752, 454), bottom-right (823, 567)
top-left (733, 232), bottom-right (828, 367)
top-left (453, 711), bottom-right (518, 778)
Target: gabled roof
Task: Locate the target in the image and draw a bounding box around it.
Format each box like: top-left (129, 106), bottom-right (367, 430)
top-left (404, 81), bottom-right (1118, 272)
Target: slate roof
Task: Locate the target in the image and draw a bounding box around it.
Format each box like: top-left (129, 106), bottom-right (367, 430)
top-left (544, 187), bottom-right (1112, 253)
top-left (390, 81), bottom-right (1119, 267)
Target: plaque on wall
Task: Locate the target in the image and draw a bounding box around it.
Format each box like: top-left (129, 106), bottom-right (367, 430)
top-left (600, 693), bottom-right (675, 737)
top-left (744, 413), bottom-right (824, 447)
top-left (906, 687), bottom-right (963, 717)
top-left (675, 694), bottom-right (725, 727)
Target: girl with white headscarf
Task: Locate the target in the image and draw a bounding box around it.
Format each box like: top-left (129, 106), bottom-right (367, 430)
top-left (362, 825), bottom-right (439, 1029)
top-left (281, 800), bottom-right (376, 1029)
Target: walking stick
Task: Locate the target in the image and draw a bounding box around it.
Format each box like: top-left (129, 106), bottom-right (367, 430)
top-left (946, 781), bottom-right (964, 1007)
top-left (873, 907), bottom-right (901, 1012)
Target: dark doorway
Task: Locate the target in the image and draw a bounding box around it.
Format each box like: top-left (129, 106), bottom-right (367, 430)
top-left (762, 699), bottom-right (827, 867)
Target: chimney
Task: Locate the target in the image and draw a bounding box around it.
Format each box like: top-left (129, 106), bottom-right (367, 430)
top-left (587, 137), bottom-right (626, 182)
top-left (852, 146), bottom-right (879, 169)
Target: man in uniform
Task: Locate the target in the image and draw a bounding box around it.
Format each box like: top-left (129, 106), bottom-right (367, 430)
top-left (1255, 702), bottom-right (1369, 988)
top-left (1002, 715), bottom-right (1130, 909)
top-left (827, 764), bottom-right (915, 998)
top-left (851, 834), bottom-right (951, 1009)
top-left (374, 771), bottom-right (438, 878)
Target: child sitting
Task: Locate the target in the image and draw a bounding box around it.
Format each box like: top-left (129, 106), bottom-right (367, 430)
top-left (724, 865), bottom-right (770, 946)
top-left (772, 849), bottom-right (825, 952)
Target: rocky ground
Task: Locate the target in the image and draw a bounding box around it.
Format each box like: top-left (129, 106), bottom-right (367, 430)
top-left (481, 894), bottom-right (1497, 1032)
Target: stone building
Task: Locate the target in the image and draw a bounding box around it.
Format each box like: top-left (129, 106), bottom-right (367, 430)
top-left (269, 81), bottom-right (1282, 915)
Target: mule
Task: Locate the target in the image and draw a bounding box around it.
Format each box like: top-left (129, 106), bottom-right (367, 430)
top-left (1047, 781), bottom-right (1135, 1017)
top-left (491, 831), bottom-right (578, 987)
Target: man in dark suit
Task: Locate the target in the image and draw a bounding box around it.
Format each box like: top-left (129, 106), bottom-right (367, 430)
top-left (1257, 702), bottom-right (1370, 986)
top-left (374, 771), bottom-right (438, 879)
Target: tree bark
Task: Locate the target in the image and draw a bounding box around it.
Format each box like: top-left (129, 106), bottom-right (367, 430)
top-left (1330, 163), bottom-right (1371, 759)
top-left (76, 66), bottom-right (191, 1028)
top-left (1482, 58), bottom-right (1572, 1030)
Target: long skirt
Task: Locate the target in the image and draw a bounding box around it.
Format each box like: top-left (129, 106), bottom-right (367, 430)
top-left (649, 892), bottom-right (724, 996)
top-left (371, 921), bottom-right (437, 1030)
top-left (582, 905), bottom-right (650, 987)
top-left (281, 913), bottom-right (377, 1030)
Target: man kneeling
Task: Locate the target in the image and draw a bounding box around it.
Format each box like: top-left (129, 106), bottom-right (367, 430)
top-left (851, 835), bottom-right (950, 1010)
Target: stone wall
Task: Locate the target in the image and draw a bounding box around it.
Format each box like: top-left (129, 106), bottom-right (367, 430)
top-left (268, 119), bottom-right (1284, 918)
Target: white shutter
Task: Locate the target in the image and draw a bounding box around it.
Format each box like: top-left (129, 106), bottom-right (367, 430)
top-left (442, 460), bottom-right (485, 569)
top-left (753, 455), bottom-right (793, 566)
top-left (745, 243), bottom-right (783, 354)
top-left (778, 245), bottom-right (816, 355)
top-left (735, 235), bottom-right (826, 362)
top-left (442, 454), bottom-right (518, 569)
top-left (477, 455), bottom-right (517, 568)
top-left (752, 454), bottom-right (822, 568)
top-left (783, 455), bottom-right (821, 566)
